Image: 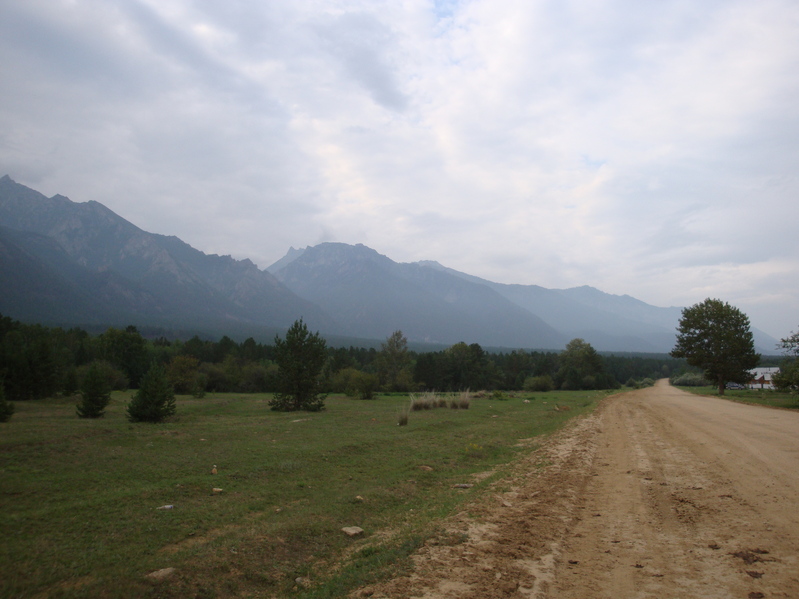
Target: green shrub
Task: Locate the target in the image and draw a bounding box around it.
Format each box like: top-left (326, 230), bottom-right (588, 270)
top-left (339, 368), bottom-right (380, 399)
top-left (626, 377), bottom-right (656, 389)
top-left (523, 375), bottom-right (554, 392)
top-left (126, 363), bottom-right (176, 423)
top-left (670, 372), bottom-right (709, 387)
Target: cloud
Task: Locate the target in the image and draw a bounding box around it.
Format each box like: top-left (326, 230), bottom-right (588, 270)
top-left (0, 0), bottom-right (797, 338)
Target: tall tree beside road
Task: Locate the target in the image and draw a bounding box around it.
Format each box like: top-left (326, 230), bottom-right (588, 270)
top-left (671, 298), bottom-right (759, 395)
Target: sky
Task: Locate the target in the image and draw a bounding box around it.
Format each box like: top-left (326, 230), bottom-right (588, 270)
top-left (1, 0), bottom-right (797, 341)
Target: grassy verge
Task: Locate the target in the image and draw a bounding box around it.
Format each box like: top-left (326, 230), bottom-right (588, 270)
top-left (676, 386), bottom-right (799, 409)
top-left (0, 389), bottom-right (611, 598)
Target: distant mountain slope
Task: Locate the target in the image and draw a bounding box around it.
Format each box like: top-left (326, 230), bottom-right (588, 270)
top-left (270, 243), bottom-right (566, 349)
top-left (2, 175), bottom-right (778, 352)
top-left (0, 175), bottom-right (332, 335)
top-left (0, 225), bottom-right (144, 325)
top-left (416, 260), bottom-right (680, 352)
top-left (416, 260), bottom-right (778, 353)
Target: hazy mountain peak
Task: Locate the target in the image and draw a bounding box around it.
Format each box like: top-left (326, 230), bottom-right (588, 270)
top-left (416, 259), bottom-right (445, 269)
top-left (266, 245), bottom-right (307, 273)
top-left (290, 242), bottom-right (393, 269)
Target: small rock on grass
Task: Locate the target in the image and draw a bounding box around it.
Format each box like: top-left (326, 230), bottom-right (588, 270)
top-left (342, 526), bottom-right (364, 537)
top-left (146, 567), bottom-right (176, 582)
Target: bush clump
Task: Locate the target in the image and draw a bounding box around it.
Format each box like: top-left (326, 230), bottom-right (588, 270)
top-left (670, 372), bottom-right (709, 387)
top-left (332, 368), bottom-right (380, 399)
top-left (450, 390), bottom-right (471, 409)
top-left (523, 375), bottom-right (555, 392)
top-left (625, 377), bottom-right (656, 389)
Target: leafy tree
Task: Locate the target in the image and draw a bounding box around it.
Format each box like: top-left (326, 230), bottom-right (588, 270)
top-left (773, 326), bottom-right (799, 394)
top-left (556, 338), bottom-right (615, 390)
top-left (166, 355), bottom-right (205, 395)
top-left (671, 298), bottom-right (759, 395)
top-left (375, 330), bottom-right (413, 391)
top-left (269, 319), bottom-right (327, 412)
top-left (126, 363), bottom-right (176, 422)
top-left (76, 362), bottom-right (111, 418)
top-left (777, 327), bottom-right (799, 356)
top-left (0, 380), bottom-right (14, 423)
top-left (332, 367), bottom-right (380, 399)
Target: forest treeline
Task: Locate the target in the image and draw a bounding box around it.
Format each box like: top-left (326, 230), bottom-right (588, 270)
top-left (0, 313), bottom-right (692, 401)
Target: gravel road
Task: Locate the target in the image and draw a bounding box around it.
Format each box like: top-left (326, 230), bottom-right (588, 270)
top-left (352, 380), bottom-right (799, 598)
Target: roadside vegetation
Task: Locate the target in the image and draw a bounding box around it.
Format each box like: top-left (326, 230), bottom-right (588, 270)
top-left (671, 321), bottom-right (799, 408)
top-left (674, 385), bottom-right (798, 409)
top-left (0, 387), bottom-right (610, 598)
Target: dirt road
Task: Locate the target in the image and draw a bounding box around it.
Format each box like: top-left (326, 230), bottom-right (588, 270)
top-left (352, 381), bottom-right (799, 598)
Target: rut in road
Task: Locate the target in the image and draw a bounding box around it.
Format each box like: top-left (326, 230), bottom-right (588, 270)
top-left (351, 381), bottom-right (799, 599)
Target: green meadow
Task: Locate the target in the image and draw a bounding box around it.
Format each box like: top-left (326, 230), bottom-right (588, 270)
top-left (0, 390), bottom-right (608, 598)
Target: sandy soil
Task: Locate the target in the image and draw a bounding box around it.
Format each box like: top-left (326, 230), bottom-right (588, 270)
top-left (351, 380), bottom-right (799, 598)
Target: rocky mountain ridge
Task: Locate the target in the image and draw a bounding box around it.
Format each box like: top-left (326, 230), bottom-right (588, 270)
top-left (0, 175), bottom-right (778, 352)
top-left (0, 175), bottom-right (331, 337)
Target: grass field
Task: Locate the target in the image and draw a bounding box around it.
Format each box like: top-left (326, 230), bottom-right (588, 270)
top-left (676, 386), bottom-right (799, 410)
top-left (0, 389), bottom-right (610, 598)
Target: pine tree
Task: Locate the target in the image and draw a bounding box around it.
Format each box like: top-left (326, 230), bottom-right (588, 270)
top-left (126, 363), bottom-right (176, 423)
top-left (76, 362), bottom-right (111, 418)
top-left (269, 319), bottom-right (327, 412)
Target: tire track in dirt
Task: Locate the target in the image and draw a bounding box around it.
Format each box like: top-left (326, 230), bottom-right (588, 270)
top-left (351, 381), bottom-right (799, 598)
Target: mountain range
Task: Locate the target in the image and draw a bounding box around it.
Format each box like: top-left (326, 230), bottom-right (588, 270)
top-left (0, 175), bottom-right (777, 353)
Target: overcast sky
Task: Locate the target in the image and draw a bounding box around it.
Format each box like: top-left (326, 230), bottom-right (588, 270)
top-left (1, 0), bottom-right (797, 340)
